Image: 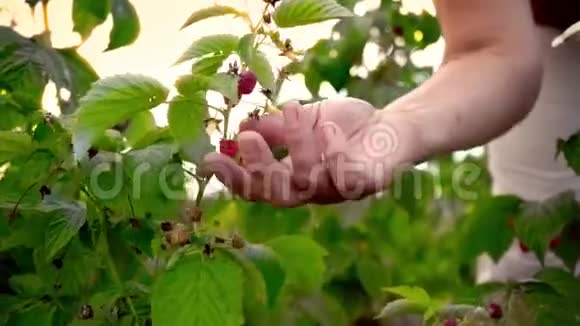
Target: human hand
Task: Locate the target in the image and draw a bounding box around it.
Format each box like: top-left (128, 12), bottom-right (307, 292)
top-left (202, 98), bottom-right (425, 207)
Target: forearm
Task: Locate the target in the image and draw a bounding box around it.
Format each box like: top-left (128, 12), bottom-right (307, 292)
top-left (381, 0), bottom-right (543, 160)
top-left (386, 48), bottom-right (542, 157)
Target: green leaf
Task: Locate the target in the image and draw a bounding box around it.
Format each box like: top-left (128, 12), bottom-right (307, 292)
top-left (176, 73), bottom-right (239, 104)
top-left (176, 34), bottom-right (239, 65)
top-left (191, 54), bottom-right (227, 75)
top-left (238, 34), bottom-right (275, 91)
top-left (181, 5), bottom-right (244, 29)
top-left (125, 111), bottom-right (157, 147)
top-left (0, 131), bottom-right (34, 165)
top-left (273, 0), bottom-right (353, 28)
top-left (6, 303), bottom-right (56, 326)
top-left (459, 196), bottom-right (521, 261)
top-left (56, 48), bottom-right (99, 109)
top-left (123, 144), bottom-right (186, 219)
top-left (72, 74), bottom-right (169, 159)
top-left (168, 94), bottom-right (213, 164)
top-left (383, 286), bottom-right (431, 305)
top-left (240, 244), bottom-right (286, 308)
top-left (267, 235), bottom-right (327, 292)
top-left (151, 253), bottom-right (244, 326)
top-left (516, 191), bottom-right (580, 261)
top-left (9, 274), bottom-right (46, 296)
top-left (356, 256), bottom-right (390, 298)
top-left (59, 239), bottom-right (99, 295)
top-left (107, 0), bottom-right (140, 51)
top-left (40, 197), bottom-right (87, 261)
top-left (552, 220), bottom-right (580, 270)
top-left (72, 0), bottom-right (111, 39)
top-left (557, 132), bottom-right (580, 175)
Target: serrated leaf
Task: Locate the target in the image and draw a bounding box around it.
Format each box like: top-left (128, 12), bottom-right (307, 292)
top-left (59, 238), bottom-right (99, 295)
top-left (383, 286), bottom-right (431, 305)
top-left (240, 244), bottom-right (286, 308)
top-left (72, 74), bottom-right (169, 159)
top-left (181, 5), bottom-right (244, 29)
top-left (516, 191), bottom-right (580, 261)
top-left (6, 303), bottom-right (56, 326)
top-left (0, 131), bottom-right (34, 165)
top-left (552, 221), bottom-right (580, 270)
top-left (55, 48), bottom-right (99, 113)
top-left (356, 256), bottom-right (390, 297)
top-left (40, 197), bottom-right (87, 261)
top-left (459, 196), bottom-right (521, 261)
top-left (72, 0), bottom-right (111, 40)
top-left (557, 132), bottom-right (580, 175)
top-left (176, 34), bottom-right (239, 65)
top-left (273, 0), bottom-right (353, 28)
top-left (151, 253), bottom-right (244, 326)
top-left (9, 274), bottom-right (46, 297)
top-left (123, 144), bottom-right (185, 219)
top-left (176, 73), bottom-right (239, 104)
top-left (191, 54), bottom-right (227, 75)
top-left (107, 0), bottom-right (140, 51)
top-left (168, 94), bottom-right (213, 164)
top-left (238, 34), bottom-right (275, 91)
top-left (125, 111), bottom-right (157, 147)
top-left (267, 235), bottom-right (327, 291)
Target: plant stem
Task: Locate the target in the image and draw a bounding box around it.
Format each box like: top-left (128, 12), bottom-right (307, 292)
top-left (195, 178), bottom-right (208, 208)
top-left (223, 109), bottom-right (231, 139)
top-left (41, 0), bottom-right (50, 33)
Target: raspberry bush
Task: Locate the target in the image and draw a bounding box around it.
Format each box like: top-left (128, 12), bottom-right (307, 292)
top-left (1, 1), bottom-right (579, 325)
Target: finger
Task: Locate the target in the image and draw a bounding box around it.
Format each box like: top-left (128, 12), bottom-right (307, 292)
top-left (283, 102), bottom-right (322, 190)
top-left (239, 113), bottom-right (285, 147)
top-left (238, 131), bottom-right (276, 166)
top-left (321, 122), bottom-right (366, 200)
top-left (202, 152), bottom-right (252, 199)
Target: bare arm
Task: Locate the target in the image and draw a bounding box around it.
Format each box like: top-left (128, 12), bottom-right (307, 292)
top-left (384, 0), bottom-right (543, 159)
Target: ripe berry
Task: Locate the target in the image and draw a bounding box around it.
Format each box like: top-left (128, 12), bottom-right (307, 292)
top-left (518, 241), bottom-right (530, 253)
top-left (238, 71), bottom-right (258, 95)
top-left (443, 319), bottom-right (458, 326)
top-left (487, 303), bottom-right (503, 320)
top-left (549, 235), bottom-right (561, 249)
top-left (220, 139), bottom-right (239, 158)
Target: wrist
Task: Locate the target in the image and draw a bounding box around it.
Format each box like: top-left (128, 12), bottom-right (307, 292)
top-left (374, 107), bottom-right (434, 166)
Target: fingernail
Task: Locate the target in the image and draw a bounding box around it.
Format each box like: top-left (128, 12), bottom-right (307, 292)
top-left (240, 138), bottom-right (260, 162)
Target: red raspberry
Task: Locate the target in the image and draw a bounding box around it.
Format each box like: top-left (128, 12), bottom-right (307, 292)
top-left (549, 235), bottom-right (561, 249)
top-left (518, 241), bottom-right (530, 253)
top-left (238, 71), bottom-right (258, 95)
top-left (219, 139), bottom-right (239, 158)
top-left (487, 303), bottom-right (503, 320)
top-left (443, 319), bottom-right (458, 326)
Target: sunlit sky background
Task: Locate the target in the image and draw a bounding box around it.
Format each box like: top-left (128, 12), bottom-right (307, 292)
top-left (0, 0), bottom-right (445, 193)
top-left (0, 0), bottom-right (442, 121)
